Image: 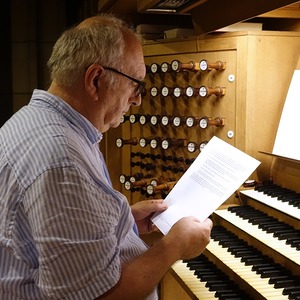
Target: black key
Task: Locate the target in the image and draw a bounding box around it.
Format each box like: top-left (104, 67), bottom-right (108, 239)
top-left (283, 286), bottom-right (300, 295)
top-left (274, 279), bottom-right (298, 289)
top-left (278, 192), bottom-right (300, 201)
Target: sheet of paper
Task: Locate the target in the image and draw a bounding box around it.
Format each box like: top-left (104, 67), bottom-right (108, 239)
top-left (272, 70), bottom-right (300, 161)
top-left (151, 136), bottom-right (261, 235)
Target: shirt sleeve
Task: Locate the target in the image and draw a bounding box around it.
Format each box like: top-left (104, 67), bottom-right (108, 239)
top-left (25, 165), bottom-right (123, 300)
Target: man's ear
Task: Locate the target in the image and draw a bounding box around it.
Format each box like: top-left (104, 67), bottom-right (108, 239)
top-left (85, 64), bottom-right (104, 101)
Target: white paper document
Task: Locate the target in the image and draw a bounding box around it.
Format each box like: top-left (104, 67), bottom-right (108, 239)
top-left (151, 136), bottom-right (261, 235)
top-left (272, 69), bottom-right (300, 161)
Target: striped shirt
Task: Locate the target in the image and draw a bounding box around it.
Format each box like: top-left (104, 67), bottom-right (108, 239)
top-left (0, 89), bottom-right (157, 300)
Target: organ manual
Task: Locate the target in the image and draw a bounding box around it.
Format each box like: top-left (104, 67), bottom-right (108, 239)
top-left (151, 136), bottom-right (261, 235)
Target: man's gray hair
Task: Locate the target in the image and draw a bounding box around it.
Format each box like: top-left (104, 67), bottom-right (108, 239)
top-left (47, 14), bottom-right (133, 87)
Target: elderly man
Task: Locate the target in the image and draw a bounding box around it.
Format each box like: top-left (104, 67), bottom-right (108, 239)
top-left (0, 14), bottom-right (213, 300)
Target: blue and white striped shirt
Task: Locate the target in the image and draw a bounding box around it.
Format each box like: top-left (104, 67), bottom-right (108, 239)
top-left (0, 89), bottom-right (157, 299)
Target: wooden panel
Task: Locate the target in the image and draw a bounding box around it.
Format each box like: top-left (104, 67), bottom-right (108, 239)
top-left (260, 1), bottom-right (300, 18)
top-left (271, 157), bottom-right (300, 192)
top-left (142, 39), bottom-right (198, 57)
top-left (160, 270), bottom-right (198, 300)
top-left (191, 0), bottom-right (300, 34)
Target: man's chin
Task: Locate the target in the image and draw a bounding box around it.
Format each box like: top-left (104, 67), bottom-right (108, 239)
top-left (111, 121), bottom-right (121, 128)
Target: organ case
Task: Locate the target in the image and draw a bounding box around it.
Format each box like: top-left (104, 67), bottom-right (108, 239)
top-left (102, 30), bottom-right (300, 299)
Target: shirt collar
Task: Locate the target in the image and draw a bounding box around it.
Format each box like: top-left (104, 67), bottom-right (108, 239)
top-left (29, 89), bottom-right (102, 145)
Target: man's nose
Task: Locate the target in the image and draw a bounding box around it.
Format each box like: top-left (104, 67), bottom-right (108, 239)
top-left (130, 94), bottom-right (142, 106)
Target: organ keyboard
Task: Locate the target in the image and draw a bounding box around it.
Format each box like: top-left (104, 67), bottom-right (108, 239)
top-left (240, 188), bottom-right (300, 220)
top-left (214, 208), bottom-right (300, 267)
top-left (162, 181), bottom-right (300, 299)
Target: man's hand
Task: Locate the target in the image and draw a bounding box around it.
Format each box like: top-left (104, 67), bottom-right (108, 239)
top-left (166, 216), bottom-right (213, 260)
top-left (131, 199), bottom-right (168, 234)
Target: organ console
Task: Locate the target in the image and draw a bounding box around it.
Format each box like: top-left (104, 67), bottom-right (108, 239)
top-left (107, 32), bottom-right (300, 300)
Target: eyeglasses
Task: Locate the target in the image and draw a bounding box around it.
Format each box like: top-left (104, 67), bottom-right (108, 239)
top-left (103, 66), bottom-right (146, 97)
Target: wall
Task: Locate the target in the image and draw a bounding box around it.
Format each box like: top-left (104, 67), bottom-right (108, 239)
top-left (1, 0), bottom-right (97, 126)
top-left (0, 1), bottom-right (13, 126)
top-left (10, 0), bottom-right (68, 113)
